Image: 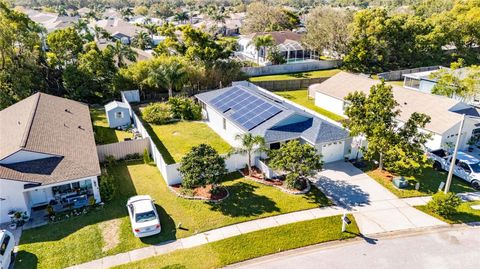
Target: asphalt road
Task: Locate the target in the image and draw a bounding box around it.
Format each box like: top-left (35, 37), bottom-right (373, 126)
top-left (228, 226), bottom-right (480, 269)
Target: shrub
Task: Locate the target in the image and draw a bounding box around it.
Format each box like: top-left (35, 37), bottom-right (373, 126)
top-left (143, 148), bottom-right (151, 164)
top-left (104, 155), bottom-right (117, 167)
top-left (178, 144), bottom-right (227, 189)
top-left (142, 102), bottom-right (172, 124)
top-left (426, 192), bottom-right (462, 217)
top-left (168, 97), bottom-right (202, 120)
top-left (99, 173), bottom-right (117, 202)
top-left (124, 153), bottom-right (141, 160)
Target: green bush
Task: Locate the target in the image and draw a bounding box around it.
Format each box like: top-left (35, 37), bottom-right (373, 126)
top-left (426, 192), bottom-right (462, 217)
top-left (142, 102), bottom-right (172, 124)
top-left (168, 97), bottom-right (202, 120)
top-left (143, 148), bottom-right (152, 164)
top-left (285, 173), bottom-right (304, 190)
top-left (99, 173), bottom-right (117, 202)
top-left (104, 155), bottom-right (117, 167)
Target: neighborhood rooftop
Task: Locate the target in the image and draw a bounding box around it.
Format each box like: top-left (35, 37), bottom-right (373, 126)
top-left (310, 71), bottom-right (475, 135)
top-left (0, 92), bottom-right (101, 184)
top-left (196, 84), bottom-right (349, 144)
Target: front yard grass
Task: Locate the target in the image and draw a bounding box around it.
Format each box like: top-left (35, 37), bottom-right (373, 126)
top-left (90, 108), bottom-right (132, 144)
top-left (364, 165), bottom-right (475, 198)
top-left (113, 214), bottom-right (359, 269)
top-left (415, 201), bottom-right (480, 224)
top-left (248, 69), bottom-right (341, 82)
top-left (273, 89), bottom-right (345, 122)
top-left (15, 162), bottom-right (330, 269)
top-left (143, 120), bottom-right (231, 164)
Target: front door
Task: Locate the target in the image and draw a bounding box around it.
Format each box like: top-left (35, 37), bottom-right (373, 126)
top-left (29, 189), bottom-right (47, 206)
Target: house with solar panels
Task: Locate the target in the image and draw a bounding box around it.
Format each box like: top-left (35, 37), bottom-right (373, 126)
top-left (195, 82), bottom-right (350, 163)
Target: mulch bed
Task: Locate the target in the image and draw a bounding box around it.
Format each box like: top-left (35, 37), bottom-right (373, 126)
top-left (240, 167), bottom-right (310, 195)
top-left (169, 184), bottom-right (229, 202)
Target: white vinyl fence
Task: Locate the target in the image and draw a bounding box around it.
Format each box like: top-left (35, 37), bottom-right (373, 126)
top-left (242, 60), bottom-right (341, 77)
top-left (97, 138), bottom-right (150, 162)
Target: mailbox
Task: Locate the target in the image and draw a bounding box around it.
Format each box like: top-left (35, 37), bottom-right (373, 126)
top-left (343, 215), bottom-right (351, 225)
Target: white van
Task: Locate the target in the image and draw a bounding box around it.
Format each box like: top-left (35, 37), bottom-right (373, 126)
top-left (0, 230), bottom-right (14, 269)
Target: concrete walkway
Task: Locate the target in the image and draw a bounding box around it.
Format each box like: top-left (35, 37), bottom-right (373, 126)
top-left (69, 206), bottom-right (345, 269)
top-left (313, 162), bottom-right (447, 235)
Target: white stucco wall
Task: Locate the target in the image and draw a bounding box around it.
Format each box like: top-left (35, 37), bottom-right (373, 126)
top-left (0, 179), bottom-right (29, 223)
top-left (314, 92), bottom-right (345, 116)
top-left (203, 105), bottom-right (246, 148)
top-left (0, 150), bottom-right (55, 165)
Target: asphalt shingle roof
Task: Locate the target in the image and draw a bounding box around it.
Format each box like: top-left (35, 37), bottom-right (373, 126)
top-left (0, 93), bottom-right (101, 184)
top-left (196, 84), bottom-right (349, 144)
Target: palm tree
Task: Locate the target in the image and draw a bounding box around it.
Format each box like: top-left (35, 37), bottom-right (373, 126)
top-left (174, 11), bottom-right (189, 24)
top-left (93, 25), bottom-right (111, 41)
top-left (252, 35), bottom-right (275, 65)
top-left (233, 134), bottom-right (266, 176)
top-left (107, 40), bottom-right (137, 67)
top-left (143, 23), bottom-right (158, 41)
top-left (132, 31), bottom-right (152, 50)
top-left (158, 60), bottom-right (188, 97)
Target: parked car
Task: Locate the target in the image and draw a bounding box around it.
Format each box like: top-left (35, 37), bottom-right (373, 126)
top-left (126, 195), bottom-right (161, 237)
top-left (428, 149), bottom-right (480, 190)
top-left (0, 230), bottom-right (14, 269)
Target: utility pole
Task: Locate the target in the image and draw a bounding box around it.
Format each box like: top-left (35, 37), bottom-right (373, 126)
top-left (445, 114), bottom-right (466, 194)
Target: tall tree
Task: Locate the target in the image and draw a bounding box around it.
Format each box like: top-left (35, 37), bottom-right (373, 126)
top-left (344, 81), bottom-right (431, 174)
top-left (107, 40), bottom-right (137, 68)
top-left (132, 31), bottom-right (152, 50)
top-left (46, 27), bottom-right (84, 68)
top-left (431, 59), bottom-right (480, 102)
top-left (233, 134), bottom-right (266, 176)
top-left (252, 34), bottom-right (275, 64)
top-left (303, 6), bottom-right (353, 58)
top-left (241, 2), bottom-right (294, 34)
top-left (268, 140), bottom-right (323, 189)
top-left (152, 59), bottom-right (188, 97)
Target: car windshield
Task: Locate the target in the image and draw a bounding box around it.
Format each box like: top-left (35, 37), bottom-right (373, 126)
top-left (135, 211), bottom-right (156, 223)
top-left (470, 162), bottom-right (480, 173)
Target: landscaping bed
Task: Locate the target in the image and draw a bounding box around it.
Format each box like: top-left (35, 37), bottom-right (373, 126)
top-left (169, 184), bottom-right (229, 202)
top-left (240, 167), bottom-right (311, 195)
top-left (113, 214), bottom-right (359, 269)
top-left (16, 162), bottom-right (330, 269)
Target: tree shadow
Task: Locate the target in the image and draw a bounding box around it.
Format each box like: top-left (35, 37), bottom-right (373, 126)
top-left (208, 182), bottom-right (280, 217)
top-left (302, 185), bottom-right (333, 207)
top-left (278, 93), bottom-right (295, 100)
top-left (315, 176), bottom-right (371, 210)
top-left (13, 250), bottom-right (38, 269)
top-left (344, 231), bottom-right (378, 245)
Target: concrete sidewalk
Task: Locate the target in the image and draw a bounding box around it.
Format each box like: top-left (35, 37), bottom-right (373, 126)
top-left (314, 162), bottom-right (447, 235)
top-left (68, 206), bottom-right (345, 269)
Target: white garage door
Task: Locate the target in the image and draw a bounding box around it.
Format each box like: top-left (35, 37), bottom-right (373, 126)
top-left (321, 141), bottom-right (345, 163)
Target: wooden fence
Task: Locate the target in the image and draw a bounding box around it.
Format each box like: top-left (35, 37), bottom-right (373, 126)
top-left (251, 77), bottom-right (329, 91)
top-left (96, 138), bottom-right (150, 162)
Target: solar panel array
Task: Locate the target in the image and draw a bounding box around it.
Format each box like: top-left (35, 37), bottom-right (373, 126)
top-left (210, 87), bottom-right (282, 130)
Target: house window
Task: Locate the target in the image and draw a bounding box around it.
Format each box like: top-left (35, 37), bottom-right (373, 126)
top-left (270, 142), bottom-right (280, 150)
top-left (115, 111), bottom-right (124, 119)
top-left (223, 118), bottom-right (226, 130)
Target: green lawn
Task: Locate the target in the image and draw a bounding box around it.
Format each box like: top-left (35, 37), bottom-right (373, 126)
top-left (113, 214), bottom-right (359, 269)
top-left (90, 108), bottom-right (132, 144)
top-left (143, 120), bottom-right (232, 164)
top-left (16, 162), bottom-right (331, 269)
top-left (416, 201), bottom-right (480, 224)
top-left (273, 89), bottom-right (345, 122)
top-left (249, 69), bottom-right (341, 82)
top-left (365, 165), bottom-right (475, 198)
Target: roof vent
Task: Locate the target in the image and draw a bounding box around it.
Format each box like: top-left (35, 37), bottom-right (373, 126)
top-left (404, 102), bottom-right (408, 105)
top-left (65, 108), bottom-right (71, 113)
top-left (78, 125), bottom-right (84, 130)
top-left (17, 121), bottom-right (21, 125)
top-left (64, 123), bottom-right (69, 128)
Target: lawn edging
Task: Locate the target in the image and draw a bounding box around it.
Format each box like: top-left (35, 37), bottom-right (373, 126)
top-left (241, 172), bottom-right (311, 195)
top-left (167, 185), bottom-right (230, 203)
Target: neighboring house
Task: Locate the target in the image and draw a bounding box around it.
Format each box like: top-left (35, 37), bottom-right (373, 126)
top-left (94, 18), bottom-right (143, 44)
top-left (0, 93), bottom-right (101, 224)
top-left (105, 101), bottom-right (131, 128)
top-left (403, 67), bottom-right (479, 106)
top-left (310, 72), bottom-right (480, 151)
top-left (235, 31), bottom-right (318, 66)
top-left (195, 82), bottom-right (350, 163)
top-left (97, 42), bottom-right (154, 64)
top-left (193, 17), bottom-right (242, 36)
top-left (21, 9), bottom-right (79, 32)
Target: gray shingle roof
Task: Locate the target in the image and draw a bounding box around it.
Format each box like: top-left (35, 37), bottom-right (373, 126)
top-left (0, 93), bottom-right (101, 184)
top-left (196, 85), bottom-right (349, 144)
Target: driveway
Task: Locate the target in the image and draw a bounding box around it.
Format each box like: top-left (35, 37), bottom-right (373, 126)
top-left (312, 161), bottom-right (446, 235)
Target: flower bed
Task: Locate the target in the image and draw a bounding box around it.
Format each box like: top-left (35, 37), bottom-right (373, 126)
top-left (168, 184), bottom-right (229, 202)
top-left (240, 167), bottom-right (310, 195)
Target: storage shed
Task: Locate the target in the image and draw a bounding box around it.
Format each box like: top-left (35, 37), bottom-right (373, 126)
top-left (104, 101), bottom-right (131, 128)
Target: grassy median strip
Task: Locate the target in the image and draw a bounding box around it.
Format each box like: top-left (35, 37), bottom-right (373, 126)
top-left (415, 202), bottom-right (480, 224)
top-left (114, 214), bottom-right (359, 269)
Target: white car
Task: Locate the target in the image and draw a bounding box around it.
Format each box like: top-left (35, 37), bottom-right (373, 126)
top-left (0, 230), bottom-right (14, 269)
top-left (126, 195), bottom-right (161, 237)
